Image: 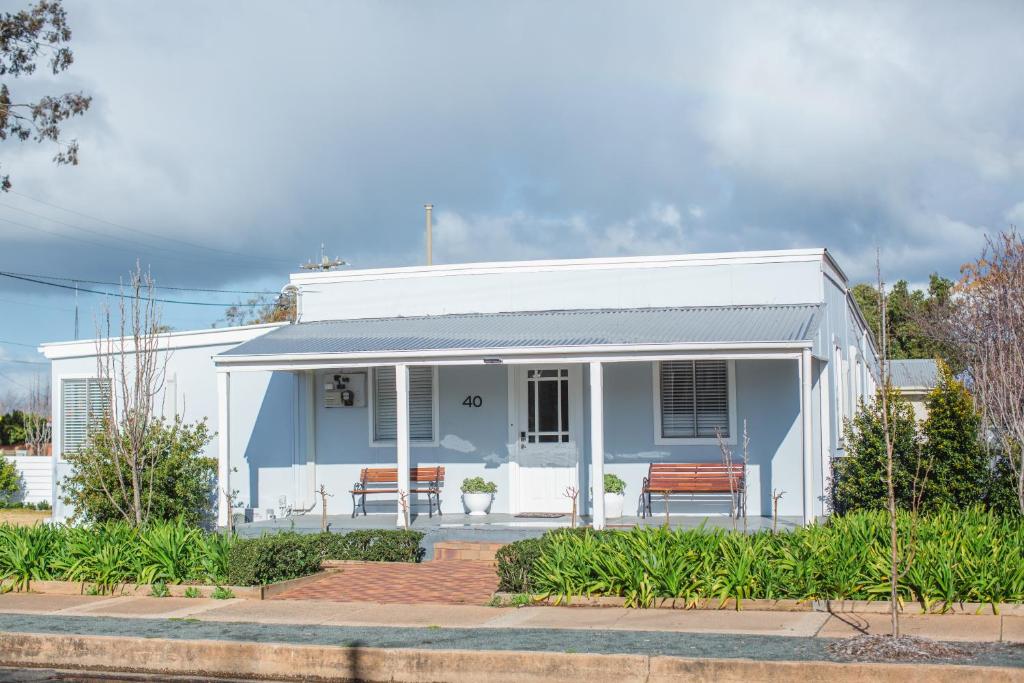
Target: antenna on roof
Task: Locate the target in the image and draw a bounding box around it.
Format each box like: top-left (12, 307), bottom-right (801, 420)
top-left (300, 243), bottom-right (348, 272)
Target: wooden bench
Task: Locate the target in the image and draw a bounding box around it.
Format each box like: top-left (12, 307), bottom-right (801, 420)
top-left (641, 463), bottom-right (745, 518)
top-left (350, 466), bottom-right (445, 518)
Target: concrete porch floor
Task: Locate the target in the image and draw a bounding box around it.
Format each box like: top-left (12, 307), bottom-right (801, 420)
top-left (234, 513), bottom-right (803, 558)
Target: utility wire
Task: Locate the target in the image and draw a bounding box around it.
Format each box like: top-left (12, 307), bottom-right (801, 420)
top-left (0, 213), bottom-right (262, 273)
top-left (0, 270), bottom-right (276, 295)
top-left (0, 371), bottom-right (29, 389)
top-left (0, 271), bottom-right (266, 307)
top-left (7, 190), bottom-right (295, 265)
top-left (0, 296), bottom-right (75, 312)
top-left (0, 339), bottom-right (37, 348)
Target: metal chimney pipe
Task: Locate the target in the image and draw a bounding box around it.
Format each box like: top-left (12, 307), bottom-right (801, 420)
top-left (424, 203), bottom-right (434, 266)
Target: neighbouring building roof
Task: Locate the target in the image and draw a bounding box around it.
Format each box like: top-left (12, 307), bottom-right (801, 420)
top-left (218, 304), bottom-right (822, 358)
top-left (888, 359), bottom-right (939, 391)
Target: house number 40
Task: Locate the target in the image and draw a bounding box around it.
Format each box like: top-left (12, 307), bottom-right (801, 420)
top-left (462, 395), bottom-right (483, 407)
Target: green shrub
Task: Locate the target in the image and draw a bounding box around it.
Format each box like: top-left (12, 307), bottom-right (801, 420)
top-left (831, 386), bottom-right (921, 514)
top-left (497, 509), bottom-right (1024, 610)
top-left (918, 362), bottom-right (991, 511)
top-left (226, 530), bottom-right (425, 586)
top-left (60, 416), bottom-right (216, 527)
top-left (495, 537), bottom-right (546, 593)
top-left (319, 530), bottom-right (424, 563)
top-left (604, 473), bottom-right (626, 495)
top-left (149, 581), bottom-right (170, 597)
top-left (183, 586), bottom-right (201, 598)
top-left (0, 458), bottom-right (20, 503)
top-left (225, 532), bottom-right (322, 587)
top-left (460, 477), bottom-right (497, 494)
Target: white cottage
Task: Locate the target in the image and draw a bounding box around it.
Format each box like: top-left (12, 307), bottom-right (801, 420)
top-left (41, 248), bottom-right (878, 529)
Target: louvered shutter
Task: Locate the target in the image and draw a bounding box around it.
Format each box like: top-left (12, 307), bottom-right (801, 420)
top-left (373, 367), bottom-right (435, 442)
top-left (660, 361), bottom-right (696, 438)
top-left (660, 361), bottom-right (729, 439)
top-left (61, 378), bottom-right (111, 454)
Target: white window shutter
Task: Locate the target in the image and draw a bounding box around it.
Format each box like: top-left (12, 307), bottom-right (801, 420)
top-left (660, 361), bottom-right (729, 439)
top-left (61, 378), bottom-right (111, 454)
top-left (373, 367), bottom-right (434, 442)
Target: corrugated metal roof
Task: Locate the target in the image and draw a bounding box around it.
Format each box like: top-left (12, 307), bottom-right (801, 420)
top-left (888, 359), bottom-right (939, 389)
top-left (218, 304), bottom-right (821, 358)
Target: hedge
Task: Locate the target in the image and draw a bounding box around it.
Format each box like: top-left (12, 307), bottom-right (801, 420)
top-left (497, 508), bottom-right (1024, 610)
top-left (227, 530), bottom-right (424, 586)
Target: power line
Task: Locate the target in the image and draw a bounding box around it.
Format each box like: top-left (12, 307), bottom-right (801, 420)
top-left (7, 190), bottom-right (295, 265)
top-left (0, 270), bottom-right (276, 295)
top-left (0, 271), bottom-right (267, 307)
top-left (0, 371), bottom-right (29, 390)
top-left (0, 213), bottom-right (259, 272)
top-left (0, 339), bottom-right (37, 348)
top-left (0, 296), bottom-right (75, 312)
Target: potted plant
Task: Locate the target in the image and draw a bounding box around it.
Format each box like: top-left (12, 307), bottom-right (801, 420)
top-left (603, 473), bottom-right (626, 519)
top-left (461, 477), bottom-right (497, 516)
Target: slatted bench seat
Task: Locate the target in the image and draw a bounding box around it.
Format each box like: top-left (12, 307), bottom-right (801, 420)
top-left (350, 466), bottom-right (445, 518)
top-left (641, 462), bottom-right (745, 518)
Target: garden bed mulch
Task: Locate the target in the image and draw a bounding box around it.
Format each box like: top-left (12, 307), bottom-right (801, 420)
top-left (491, 592), bottom-right (1024, 616)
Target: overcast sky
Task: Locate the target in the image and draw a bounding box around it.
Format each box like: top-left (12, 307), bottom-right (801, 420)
top-left (2, 1), bottom-right (1023, 388)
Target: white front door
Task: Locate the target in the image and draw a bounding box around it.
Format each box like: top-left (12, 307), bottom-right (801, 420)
top-left (512, 365), bottom-right (581, 513)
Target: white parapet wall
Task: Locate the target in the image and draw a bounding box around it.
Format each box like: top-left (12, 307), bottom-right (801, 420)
top-left (2, 455), bottom-right (53, 505)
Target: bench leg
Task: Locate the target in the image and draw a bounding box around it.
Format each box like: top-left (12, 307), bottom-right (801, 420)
top-left (351, 493), bottom-right (358, 519)
top-left (428, 493), bottom-right (433, 518)
top-left (436, 492), bottom-right (442, 516)
top-left (361, 493), bottom-right (368, 516)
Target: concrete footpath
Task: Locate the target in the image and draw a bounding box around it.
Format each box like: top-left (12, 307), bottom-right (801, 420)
top-left (0, 593), bottom-right (1022, 681)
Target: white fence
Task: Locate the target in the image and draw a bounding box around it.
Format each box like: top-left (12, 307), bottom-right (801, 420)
top-left (2, 455), bottom-right (53, 505)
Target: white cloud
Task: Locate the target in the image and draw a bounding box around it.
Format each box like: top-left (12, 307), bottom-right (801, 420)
top-left (2, 0), bottom-right (1023, 352)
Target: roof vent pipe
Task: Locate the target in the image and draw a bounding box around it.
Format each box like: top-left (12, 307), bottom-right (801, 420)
top-left (424, 203), bottom-right (433, 266)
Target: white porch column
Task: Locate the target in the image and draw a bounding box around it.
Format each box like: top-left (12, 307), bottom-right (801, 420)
top-left (800, 348), bottom-right (814, 525)
top-left (216, 371), bottom-right (231, 528)
top-left (590, 361), bottom-right (606, 530)
top-left (395, 363), bottom-right (411, 527)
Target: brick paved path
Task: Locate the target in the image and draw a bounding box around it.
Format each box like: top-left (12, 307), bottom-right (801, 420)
top-left (271, 560), bottom-right (499, 605)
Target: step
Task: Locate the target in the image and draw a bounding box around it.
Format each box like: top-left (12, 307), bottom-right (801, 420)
top-left (431, 541), bottom-right (506, 562)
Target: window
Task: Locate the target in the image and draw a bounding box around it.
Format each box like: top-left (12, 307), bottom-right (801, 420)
top-left (371, 366), bottom-right (437, 444)
top-left (61, 378), bottom-right (111, 455)
top-left (656, 360), bottom-right (733, 442)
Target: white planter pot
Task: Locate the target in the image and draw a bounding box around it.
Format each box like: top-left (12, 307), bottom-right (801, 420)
top-left (604, 492), bottom-right (625, 519)
top-left (463, 492), bottom-right (493, 516)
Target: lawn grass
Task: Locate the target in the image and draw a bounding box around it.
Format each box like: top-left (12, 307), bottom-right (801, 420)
top-left (0, 509), bottom-right (51, 527)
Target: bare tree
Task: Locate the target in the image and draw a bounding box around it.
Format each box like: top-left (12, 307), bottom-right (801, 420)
top-left (22, 373), bottom-right (50, 455)
top-left (943, 231), bottom-right (1024, 514)
top-left (875, 253), bottom-right (932, 638)
top-left (92, 263), bottom-right (169, 526)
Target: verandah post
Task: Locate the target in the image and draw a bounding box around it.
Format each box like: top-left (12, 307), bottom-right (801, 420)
top-left (590, 361), bottom-right (606, 530)
top-left (216, 370), bottom-right (231, 528)
top-left (395, 363), bottom-right (411, 528)
top-left (800, 348), bottom-right (814, 525)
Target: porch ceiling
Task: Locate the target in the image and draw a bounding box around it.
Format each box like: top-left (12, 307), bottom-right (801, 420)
top-left (215, 304), bottom-right (821, 365)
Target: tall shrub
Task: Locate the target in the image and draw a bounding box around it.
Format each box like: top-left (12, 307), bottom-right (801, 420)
top-left (60, 416), bottom-right (215, 527)
top-left (0, 458), bottom-right (20, 503)
top-left (831, 386), bottom-right (921, 514)
top-left (918, 360), bottom-right (987, 510)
